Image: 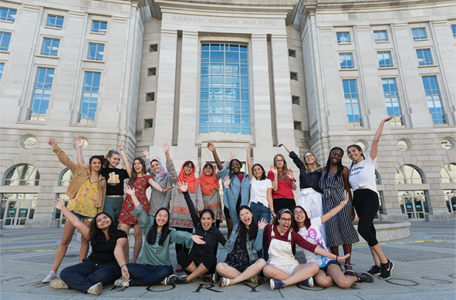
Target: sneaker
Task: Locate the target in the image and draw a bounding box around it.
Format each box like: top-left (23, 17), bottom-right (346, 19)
top-left (367, 265), bottom-right (382, 276)
top-left (379, 260), bottom-right (394, 280)
top-left (49, 279), bottom-right (68, 290)
top-left (114, 278), bottom-right (124, 287)
top-left (42, 271), bottom-right (57, 283)
top-left (356, 272), bottom-right (374, 283)
top-left (121, 279), bottom-right (131, 287)
top-left (202, 273), bottom-right (217, 284)
top-left (297, 277), bottom-right (314, 287)
top-left (166, 274), bottom-right (187, 285)
top-left (219, 277), bottom-right (230, 287)
top-left (343, 270), bottom-right (357, 277)
top-left (270, 279), bottom-right (285, 290)
top-left (87, 282), bottom-right (103, 295)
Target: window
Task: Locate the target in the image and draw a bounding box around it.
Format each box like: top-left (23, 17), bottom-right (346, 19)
top-left (294, 121), bottom-right (302, 130)
top-left (395, 165), bottom-right (424, 184)
top-left (87, 43), bottom-right (104, 61)
top-left (79, 72), bottom-right (101, 123)
top-left (0, 193), bottom-right (37, 227)
top-left (412, 28), bottom-right (427, 40)
top-left (444, 190), bottom-right (456, 214)
top-left (146, 92), bottom-right (155, 102)
top-left (29, 68), bottom-right (54, 121)
top-left (149, 44), bottom-right (158, 52)
top-left (41, 38), bottom-right (60, 56)
top-left (290, 72), bottom-right (298, 80)
top-left (422, 76), bottom-right (445, 124)
top-left (416, 49), bottom-right (432, 66)
top-left (339, 53), bottom-right (354, 69)
top-left (398, 190), bottom-right (429, 219)
top-left (46, 15), bottom-right (64, 29)
top-left (378, 51), bottom-right (392, 68)
top-left (452, 25), bottom-right (456, 38)
top-left (54, 194), bottom-right (69, 224)
top-left (91, 21), bottom-right (107, 34)
top-left (199, 43), bottom-right (250, 135)
top-left (292, 95), bottom-right (300, 105)
top-left (0, 32), bottom-right (12, 51)
top-left (337, 32), bottom-right (350, 44)
top-left (374, 30), bottom-right (388, 42)
top-left (3, 164), bottom-right (40, 186)
top-left (148, 67), bottom-right (156, 76)
top-left (59, 169), bottom-right (73, 187)
top-left (0, 8), bottom-right (16, 22)
top-left (441, 164), bottom-right (456, 184)
top-left (0, 63), bottom-right (4, 81)
top-left (343, 79), bottom-right (361, 127)
top-left (382, 79), bottom-right (402, 126)
top-left (144, 119), bottom-right (153, 128)
top-left (288, 49), bottom-right (296, 57)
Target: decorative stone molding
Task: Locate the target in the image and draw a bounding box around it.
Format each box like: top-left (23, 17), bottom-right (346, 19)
top-left (22, 4), bottom-right (40, 11)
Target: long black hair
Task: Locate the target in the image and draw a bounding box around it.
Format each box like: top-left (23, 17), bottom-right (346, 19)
top-left (252, 163), bottom-right (267, 181)
top-left (347, 144), bottom-right (366, 172)
top-left (199, 209), bottom-right (214, 225)
top-left (229, 159), bottom-right (243, 177)
top-left (89, 212), bottom-right (117, 245)
top-left (237, 205), bottom-right (258, 243)
top-left (147, 207), bottom-right (171, 246)
top-left (323, 147), bottom-right (345, 181)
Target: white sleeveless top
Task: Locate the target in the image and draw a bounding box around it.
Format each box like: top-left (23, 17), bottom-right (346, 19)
top-left (348, 154), bottom-right (377, 192)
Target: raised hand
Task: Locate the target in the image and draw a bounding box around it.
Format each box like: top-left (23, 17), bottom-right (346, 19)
top-left (258, 218), bottom-right (268, 230)
top-left (287, 169), bottom-right (294, 180)
top-left (245, 142), bottom-right (250, 150)
top-left (277, 143), bottom-right (284, 147)
top-left (177, 181), bottom-right (188, 192)
top-left (124, 185), bottom-right (135, 196)
top-left (118, 139), bottom-right (123, 149)
top-left (53, 198), bottom-right (66, 210)
top-left (75, 136), bottom-right (84, 149)
top-left (191, 235), bottom-right (206, 245)
top-left (270, 165), bottom-right (278, 175)
top-left (229, 151), bottom-right (235, 158)
top-left (142, 150), bottom-right (150, 159)
top-left (336, 253), bottom-right (350, 263)
top-left (154, 156), bottom-right (160, 161)
top-left (223, 176), bottom-right (231, 189)
top-left (207, 142), bottom-right (215, 152)
top-left (162, 142), bottom-right (170, 153)
top-left (383, 115), bottom-right (394, 123)
top-left (48, 138), bottom-right (58, 148)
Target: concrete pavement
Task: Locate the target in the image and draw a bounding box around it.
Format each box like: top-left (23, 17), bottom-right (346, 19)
top-left (0, 221), bottom-right (455, 300)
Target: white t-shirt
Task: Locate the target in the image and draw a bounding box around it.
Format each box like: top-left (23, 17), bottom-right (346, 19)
top-left (298, 217), bottom-right (331, 268)
top-left (348, 154), bottom-right (377, 192)
top-left (250, 177), bottom-right (272, 208)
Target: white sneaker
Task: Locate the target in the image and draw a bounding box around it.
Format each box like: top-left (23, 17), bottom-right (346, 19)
top-left (42, 271), bottom-right (57, 283)
top-left (87, 282), bottom-right (103, 295)
top-left (49, 279), bottom-right (68, 290)
top-left (114, 278), bottom-right (124, 287)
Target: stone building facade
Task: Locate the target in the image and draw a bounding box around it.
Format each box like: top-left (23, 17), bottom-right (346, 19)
top-left (0, 0), bottom-right (455, 228)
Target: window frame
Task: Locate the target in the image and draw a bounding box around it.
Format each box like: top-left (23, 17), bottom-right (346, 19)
top-left (87, 43), bottom-right (105, 61)
top-left (339, 53), bottom-right (354, 70)
top-left (46, 15), bottom-right (64, 29)
top-left (292, 95), bottom-right (300, 105)
top-left (374, 30), bottom-right (388, 42)
top-left (381, 78), bottom-right (402, 126)
top-left (146, 92), bottom-right (155, 102)
top-left (3, 164), bottom-right (40, 186)
top-left (144, 118), bottom-right (153, 128)
top-left (342, 79), bottom-right (362, 127)
top-left (416, 49), bottom-right (433, 66)
top-left (422, 76), bottom-right (445, 124)
top-left (91, 20), bottom-right (107, 34)
top-left (377, 51), bottom-right (393, 68)
top-left (412, 28), bottom-right (427, 40)
top-left (0, 8), bottom-right (17, 23)
top-left (29, 67), bottom-right (55, 121)
top-left (0, 32), bottom-right (12, 52)
top-left (337, 32), bottom-right (351, 44)
top-left (79, 71), bottom-right (101, 124)
top-left (41, 37), bottom-right (60, 57)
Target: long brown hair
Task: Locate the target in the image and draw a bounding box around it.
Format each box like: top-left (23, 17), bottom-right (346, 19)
top-left (304, 151), bottom-right (321, 174)
top-left (104, 150), bottom-right (120, 168)
top-left (273, 154), bottom-right (289, 181)
top-left (128, 157), bottom-right (146, 187)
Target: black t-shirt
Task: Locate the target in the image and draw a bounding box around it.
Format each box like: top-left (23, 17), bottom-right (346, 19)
top-left (88, 229), bottom-right (128, 264)
top-left (101, 168), bottom-right (129, 195)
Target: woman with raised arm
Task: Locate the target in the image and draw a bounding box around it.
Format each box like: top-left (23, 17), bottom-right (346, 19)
top-left (163, 182), bottom-right (227, 285)
top-left (162, 142), bottom-right (204, 272)
top-left (143, 150), bottom-right (173, 217)
top-left (347, 116), bottom-right (395, 280)
top-left (112, 186), bottom-right (205, 288)
top-left (319, 147), bottom-right (359, 271)
top-left (208, 142), bottom-right (248, 238)
top-left (278, 143), bottom-right (324, 239)
top-left (42, 138), bottom-right (106, 284)
top-left (76, 137), bottom-right (129, 228)
top-left (48, 199), bottom-right (128, 295)
top-left (118, 151), bottom-right (172, 264)
top-left (293, 191), bottom-right (374, 289)
top-left (267, 154), bottom-right (297, 213)
top-left (264, 208), bottom-right (350, 290)
top-left (217, 177), bottom-right (268, 287)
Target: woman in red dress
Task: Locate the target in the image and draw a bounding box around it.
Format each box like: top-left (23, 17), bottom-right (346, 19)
top-left (118, 154), bottom-right (171, 263)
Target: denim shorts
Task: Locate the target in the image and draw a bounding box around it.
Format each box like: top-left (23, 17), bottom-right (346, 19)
top-left (319, 260), bottom-right (340, 273)
top-left (71, 211), bottom-right (93, 221)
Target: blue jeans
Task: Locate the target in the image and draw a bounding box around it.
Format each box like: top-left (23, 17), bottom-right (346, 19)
top-left (250, 202), bottom-right (271, 261)
top-left (60, 258), bottom-right (121, 293)
top-left (127, 263), bottom-right (173, 286)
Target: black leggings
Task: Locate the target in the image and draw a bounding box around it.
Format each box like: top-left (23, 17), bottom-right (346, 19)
top-left (175, 227), bottom-right (193, 254)
top-left (177, 251), bottom-right (217, 274)
top-left (353, 189), bottom-right (379, 247)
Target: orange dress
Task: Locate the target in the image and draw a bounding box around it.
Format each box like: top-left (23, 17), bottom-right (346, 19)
top-left (118, 175), bottom-right (152, 225)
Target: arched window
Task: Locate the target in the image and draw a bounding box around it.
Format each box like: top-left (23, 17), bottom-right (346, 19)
top-left (3, 164), bottom-right (40, 186)
top-left (375, 170), bottom-right (382, 185)
top-left (395, 165), bottom-right (424, 184)
top-left (58, 168), bottom-right (73, 187)
top-left (441, 163), bottom-right (456, 183)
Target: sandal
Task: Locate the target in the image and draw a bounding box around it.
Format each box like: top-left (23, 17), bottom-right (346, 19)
top-left (344, 264), bottom-right (353, 271)
top-left (219, 277), bottom-right (230, 287)
top-left (250, 276), bottom-right (258, 284)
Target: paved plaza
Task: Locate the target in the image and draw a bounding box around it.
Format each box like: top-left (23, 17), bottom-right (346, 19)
top-left (0, 221), bottom-right (455, 300)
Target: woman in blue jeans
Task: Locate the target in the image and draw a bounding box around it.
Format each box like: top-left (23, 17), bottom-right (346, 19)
top-left (48, 199), bottom-right (129, 295)
top-left (114, 186), bottom-right (205, 287)
top-left (245, 143), bottom-right (274, 260)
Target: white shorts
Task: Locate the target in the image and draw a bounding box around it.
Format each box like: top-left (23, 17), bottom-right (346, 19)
top-left (270, 262), bottom-right (300, 276)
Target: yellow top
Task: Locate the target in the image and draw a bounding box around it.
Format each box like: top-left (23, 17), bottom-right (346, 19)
top-left (68, 178), bottom-right (98, 217)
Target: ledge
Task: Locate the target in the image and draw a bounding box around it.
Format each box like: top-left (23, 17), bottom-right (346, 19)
top-left (354, 221), bottom-right (411, 243)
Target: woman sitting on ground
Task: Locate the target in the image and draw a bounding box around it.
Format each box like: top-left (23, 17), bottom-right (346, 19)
top-left (293, 191), bottom-right (374, 289)
top-left (48, 199), bottom-right (128, 295)
top-left (263, 208), bottom-right (349, 290)
top-left (216, 177), bottom-right (268, 287)
top-left (113, 186), bottom-right (205, 288)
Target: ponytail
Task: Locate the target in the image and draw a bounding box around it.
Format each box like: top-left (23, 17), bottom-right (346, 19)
top-left (347, 144), bottom-right (365, 173)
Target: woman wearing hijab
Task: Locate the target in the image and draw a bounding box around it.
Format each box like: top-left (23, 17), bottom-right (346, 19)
top-left (144, 151), bottom-right (173, 217)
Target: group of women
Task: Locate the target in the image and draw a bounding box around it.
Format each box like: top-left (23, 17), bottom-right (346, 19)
top-left (44, 116), bottom-right (395, 295)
